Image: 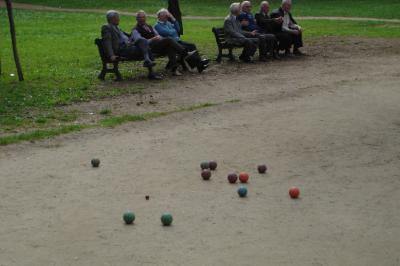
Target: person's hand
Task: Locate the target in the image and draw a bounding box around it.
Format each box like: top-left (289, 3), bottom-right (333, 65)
top-left (298, 26), bottom-right (303, 33)
top-left (275, 16), bottom-right (283, 23)
top-left (251, 30), bottom-right (257, 36)
top-left (168, 12), bottom-right (176, 21)
top-left (152, 35), bottom-right (162, 41)
top-left (241, 20), bottom-right (249, 26)
top-left (110, 55), bottom-right (118, 61)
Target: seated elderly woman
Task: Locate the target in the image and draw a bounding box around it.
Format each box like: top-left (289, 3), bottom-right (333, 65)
top-left (154, 8), bottom-right (209, 73)
top-left (132, 10), bottom-right (191, 76)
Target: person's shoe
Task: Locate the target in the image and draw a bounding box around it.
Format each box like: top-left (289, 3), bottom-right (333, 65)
top-left (284, 51), bottom-right (295, 58)
top-left (148, 73), bottom-right (163, 80)
top-left (172, 69), bottom-right (183, 76)
top-left (293, 49), bottom-right (305, 56)
top-left (239, 55), bottom-right (253, 63)
top-left (273, 51), bottom-right (281, 60)
top-left (259, 56), bottom-right (268, 62)
top-left (143, 60), bottom-right (156, 68)
top-left (197, 62), bottom-right (209, 73)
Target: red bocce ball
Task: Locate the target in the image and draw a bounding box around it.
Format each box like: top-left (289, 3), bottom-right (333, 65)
top-left (239, 172), bottom-right (249, 183)
top-left (289, 187), bottom-right (300, 199)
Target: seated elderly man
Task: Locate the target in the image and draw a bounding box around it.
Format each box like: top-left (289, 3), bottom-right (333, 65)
top-left (154, 8), bottom-right (209, 73)
top-left (255, 1), bottom-right (292, 54)
top-left (271, 0), bottom-right (304, 55)
top-left (132, 10), bottom-right (191, 76)
top-left (224, 3), bottom-right (257, 63)
top-left (101, 10), bottom-right (161, 80)
top-left (237, 1), bottom-right (278, 60)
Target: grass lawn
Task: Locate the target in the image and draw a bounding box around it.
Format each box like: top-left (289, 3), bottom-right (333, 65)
top-left (12, 0), bottom-right (400, 19)
top-left (1, 8), bottom-right (400, 143)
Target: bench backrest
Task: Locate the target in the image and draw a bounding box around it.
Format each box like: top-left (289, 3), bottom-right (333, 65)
top-left (95, 38), bottom-right (108, 62)
top-left (212, 27), bottom-right (228, 48)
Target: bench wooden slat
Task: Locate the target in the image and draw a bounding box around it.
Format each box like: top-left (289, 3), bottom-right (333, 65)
top-left (212, 27), bottom-right (244, 63)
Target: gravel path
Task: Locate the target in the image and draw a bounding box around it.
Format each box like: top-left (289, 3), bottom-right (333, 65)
top-left (0, 38), bottom-right (399, 265)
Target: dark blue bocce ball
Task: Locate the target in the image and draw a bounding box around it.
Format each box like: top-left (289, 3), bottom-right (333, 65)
top-left (238, 186), bottom-right (248, 198)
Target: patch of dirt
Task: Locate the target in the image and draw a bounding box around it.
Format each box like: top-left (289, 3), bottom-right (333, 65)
top-left (0, 37), bottom-right (400, 265)
top-left (62, 37), bottom-right (400, 125)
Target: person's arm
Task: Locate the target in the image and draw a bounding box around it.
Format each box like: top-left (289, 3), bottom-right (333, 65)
top-left (224, 19), bottom-right (246, 39)
top-left (172, 20), bottom-right (181, 34)
top-left (132, 29), bottom-right (144, 41)
top-left (101, 25), bottom-right (115, 59)
top-left (282, 24), bottom-right (298, 34)
top-left (154, 22), bottom-right (176, 38)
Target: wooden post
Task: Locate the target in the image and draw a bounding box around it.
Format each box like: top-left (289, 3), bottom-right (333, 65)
top-left (6, 0), bottom-right (24, 81)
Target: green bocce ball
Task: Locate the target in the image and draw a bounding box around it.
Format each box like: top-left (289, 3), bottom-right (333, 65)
top-left (161, 213), bottom-right (173, 226)
top-left (123, 211), bottom-right (135, 225)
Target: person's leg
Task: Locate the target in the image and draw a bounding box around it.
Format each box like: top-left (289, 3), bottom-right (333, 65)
top-left (293, 32), bottom-right (304, 55)
top-left (275, 32), bottom-right (292, 52)
top-left (133, 38), bottom-right (154, 66)
top-left (257, 34), bottom-right (268, 61)
top-left (152, 37), bottom-right (186, 74)
top-left (118, 44), bottom-right (161, 79)
top-left (263, 33), bottom-right (278, 59)
top-left (240, 39), bottom-right (257, 62)
top-left (178, 40), bottom-right (197, 52)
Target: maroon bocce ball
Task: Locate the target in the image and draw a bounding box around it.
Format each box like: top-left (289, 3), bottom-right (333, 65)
top-left (209, 161), bottom-right (218, 171)
top-left (227, 173), bottom-right (238, 184)
top-left (258, 164), bottom-right (267, 174)
top-left (201, 169), bottom-right (212, 180)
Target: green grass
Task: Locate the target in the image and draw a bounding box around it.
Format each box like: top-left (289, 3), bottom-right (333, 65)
top-left (13, 0), bottom-right (400, 19)
top-left (1, 8), bottom-right (400, 139)
top-left (0, 124), bottom-right (90, 145)
top-left (0, 102), bottom-right (219, 145)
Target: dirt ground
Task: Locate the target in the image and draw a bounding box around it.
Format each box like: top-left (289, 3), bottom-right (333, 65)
top-left (0, 37), bottom-right (400, 266)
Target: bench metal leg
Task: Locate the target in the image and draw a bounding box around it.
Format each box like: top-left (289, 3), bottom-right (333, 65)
top-left (113, 62), bottom-right (122, 81)
top-left (228, 49), bottom-right (235, 61)
top-left (216, 48), bottom-right (222, 63)
top-left (98, 63), bottom-right (107, 80)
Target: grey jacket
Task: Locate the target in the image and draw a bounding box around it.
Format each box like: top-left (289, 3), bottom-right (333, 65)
top-left (101, 24), bottom-right (124, 58)
top-left (224, 14), bottom-right (247, 45)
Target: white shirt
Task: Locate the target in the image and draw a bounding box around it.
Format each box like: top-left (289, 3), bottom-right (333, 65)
top-left (282, 11), bottom-right (300, 34)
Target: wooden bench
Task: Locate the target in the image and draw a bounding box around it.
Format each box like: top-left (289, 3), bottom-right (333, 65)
top-left (212, 27), bottom-right (244, 63)
top-left (94, 38), bottom-right (164, 81)
top-left (95, 38), bottom-right (125, 81)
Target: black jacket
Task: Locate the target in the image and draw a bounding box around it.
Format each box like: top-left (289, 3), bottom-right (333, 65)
top-left (270, 7), bottom-right (297, 25)
top-left (255, 12), bottom-right (281, 33)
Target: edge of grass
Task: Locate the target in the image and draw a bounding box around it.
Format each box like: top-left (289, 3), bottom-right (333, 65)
top-left (0, 102), bottom-right (221, 146)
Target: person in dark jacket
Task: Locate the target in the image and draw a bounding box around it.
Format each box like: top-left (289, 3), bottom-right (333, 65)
top-left (271, 0), bottom-right (304, 55)
top-left (168, 0), bottom-right (183, 35)
top-left (255, 1), bottom-right (292, 54)
top-left (237, 1), bottom-right (278, 60)
top-left (101, 10), bottom-right (161, 80)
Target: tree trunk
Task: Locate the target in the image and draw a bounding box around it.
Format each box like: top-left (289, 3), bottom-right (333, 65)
top-left (6, 0), bottom-right (24, 81)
